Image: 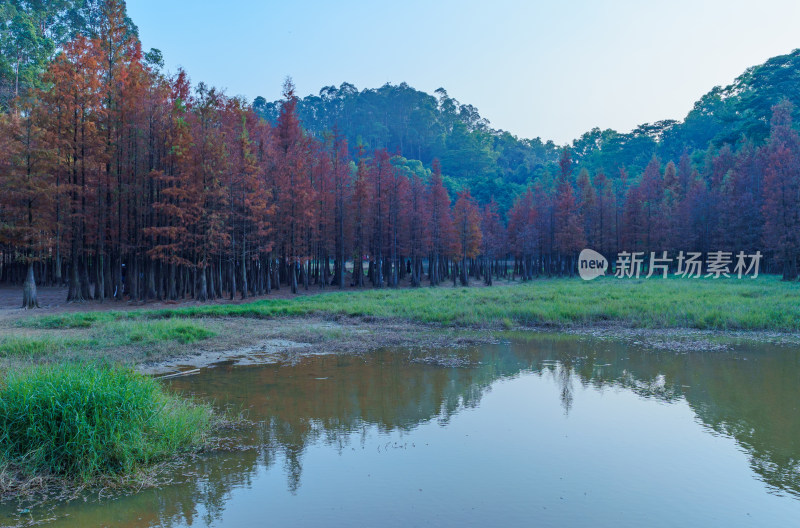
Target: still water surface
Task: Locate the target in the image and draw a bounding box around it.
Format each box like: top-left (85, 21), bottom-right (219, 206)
top-left (2, 335), bottom-right (799, 527)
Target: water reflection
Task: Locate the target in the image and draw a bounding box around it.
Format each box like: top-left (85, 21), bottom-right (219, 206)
top-left (549, 338), bottom-right (800, 496)
top-left (195, 337), bottom-right (800, 499)
top-left (164, 338), bottom-right (800, 518)
top-left (202, 352), bottom-right (504, 495)
top-left (3, 335), bottom-right (799, 527)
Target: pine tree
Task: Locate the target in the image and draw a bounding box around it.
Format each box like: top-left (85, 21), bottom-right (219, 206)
top-left (453, 188), bottom-right (481, 286)
top-left (762, 101), bottom-right (800, 280)
top-left (553, 148), bottom-right (585, 274)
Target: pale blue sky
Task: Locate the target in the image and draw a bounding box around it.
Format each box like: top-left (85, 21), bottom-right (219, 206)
top-left (126, 0), bottom-right (800, 144)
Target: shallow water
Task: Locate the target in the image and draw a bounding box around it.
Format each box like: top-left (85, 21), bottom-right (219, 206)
top-left (3, 335), bottom-right (800, 527)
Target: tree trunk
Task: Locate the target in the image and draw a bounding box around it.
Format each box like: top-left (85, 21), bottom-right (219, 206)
top-left (291, 261), bottom-right (298, 294)
top-left (241, 244), bottom-right (248, 300)
top-left (67, 242), bottom-right (84, 302)
top-left (197, 267), bottom-right (209, 301)
top-left (168, 263), bottom-right (178, 300)
top-left (783, 255), bottom-right (798, 281)
top-left (146, 260), bottom-right (157, 299)
top-left (114, 254), bottom-right (123, 300)
top-left (22, 262), bottom-right (39, 309)
top-left (79, 253), bottom-right (91, 300)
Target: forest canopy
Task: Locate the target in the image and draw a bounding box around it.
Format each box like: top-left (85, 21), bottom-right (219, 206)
top-left (2, 0), bottom-right (800, 311)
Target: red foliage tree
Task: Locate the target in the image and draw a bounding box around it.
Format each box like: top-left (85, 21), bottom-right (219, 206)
top-left (0, 106), bottom-right (54, 308)
top-left (480, 199), bottom-right (505, 285)
top-left (553, 148), bottom-right (585, 274)
top-left (453, 188), bottom-right (481, 285)
top-left (762, 101), bottom-right (800, 280)
top-left (427, 159), bottom-right (456, 285)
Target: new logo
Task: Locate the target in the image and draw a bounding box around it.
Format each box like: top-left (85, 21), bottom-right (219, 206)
top-left (578, 249), bottom-right (608, 281)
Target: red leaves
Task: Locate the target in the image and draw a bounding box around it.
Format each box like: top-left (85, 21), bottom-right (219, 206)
top-left (554, 149), bottom-right (585, 257)
top-left (454, 189), bottom-right (481, 259)
top-left (761, 102), bottom-right (800, 277)
top-left (428, 159), bottom-right (457, 258)
top-left (6, 3), bottom-right (800, 295)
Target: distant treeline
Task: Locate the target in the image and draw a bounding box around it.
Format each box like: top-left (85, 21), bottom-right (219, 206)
top-left (255, 49), bottom-right (800, 213)
top-left (1, 1), bottom-right (800, 310)
top-left (254, 83), bottom-right (562, 213)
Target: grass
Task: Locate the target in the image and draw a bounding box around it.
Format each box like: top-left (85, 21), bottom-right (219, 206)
top-left (0, 364), bottom-right (214, 484)
top-left (16, 275), bottom-right (800, 332)
top-left (20, 311), bottom-right (116, 329)
top-left (1, 319), bottom-right (216, 358)
top-left (99, 319), bottom-right (216, 346)
top-left (0, 336), bottom-right (98, 358)
top-left (3, 277), bottom-right (799, 367)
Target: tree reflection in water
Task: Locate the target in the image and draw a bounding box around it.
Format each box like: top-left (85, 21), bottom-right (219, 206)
top-left (7, 336), bottom-right (797, 528)
top-left (171, 339), bottom-right (799, 504)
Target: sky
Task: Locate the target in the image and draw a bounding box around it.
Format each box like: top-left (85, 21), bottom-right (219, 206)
top-left (126, 0), bottom-right (800, 145)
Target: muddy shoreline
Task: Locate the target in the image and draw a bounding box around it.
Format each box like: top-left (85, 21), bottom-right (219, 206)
top-left (134, 315), bottom-right (800, 377)
top-left (137, 316), bottom-right (500, 376)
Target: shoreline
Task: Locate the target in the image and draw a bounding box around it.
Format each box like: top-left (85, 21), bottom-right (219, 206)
top-left (136, 315), bottom-right (800, 377)
top-left (3, 296), bottom-right (800, 373)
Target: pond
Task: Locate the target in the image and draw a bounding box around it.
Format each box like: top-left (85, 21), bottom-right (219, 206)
top-left (3, 334), bottom-right (799, 527)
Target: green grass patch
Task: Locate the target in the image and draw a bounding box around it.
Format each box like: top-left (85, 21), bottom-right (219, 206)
top-left (16, 311), bottom-right (121, 329)
top-left (141, 276), bottom-right (799, 331)
top-left (16, 276), bottom-right (800, 333)
top-left (3, 319), bottom-right (217, 360)
top-left (101, 319), bottom-right (217, 346)
top-left (0, 336), bottom-right (97, 358)
top-left (0, 336), bottom-right (61, 357)
top-left (0, 364), bottom-right (213, 482)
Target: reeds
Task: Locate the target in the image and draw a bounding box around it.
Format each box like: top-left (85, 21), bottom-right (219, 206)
top-left (0, 364), bottom-right (213, 481)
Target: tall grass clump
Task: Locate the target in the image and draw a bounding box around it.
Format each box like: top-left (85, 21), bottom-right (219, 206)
top-left (0, 364), bottom-right (213, 482)
top-left (16, 311), bottom-right (121, 329)
top-left (103, 319), bottom-right (217, 346)
top-left (0, 336), bottom-right (98, 358)
top-left (0, 336), bottom-right (60, 357)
